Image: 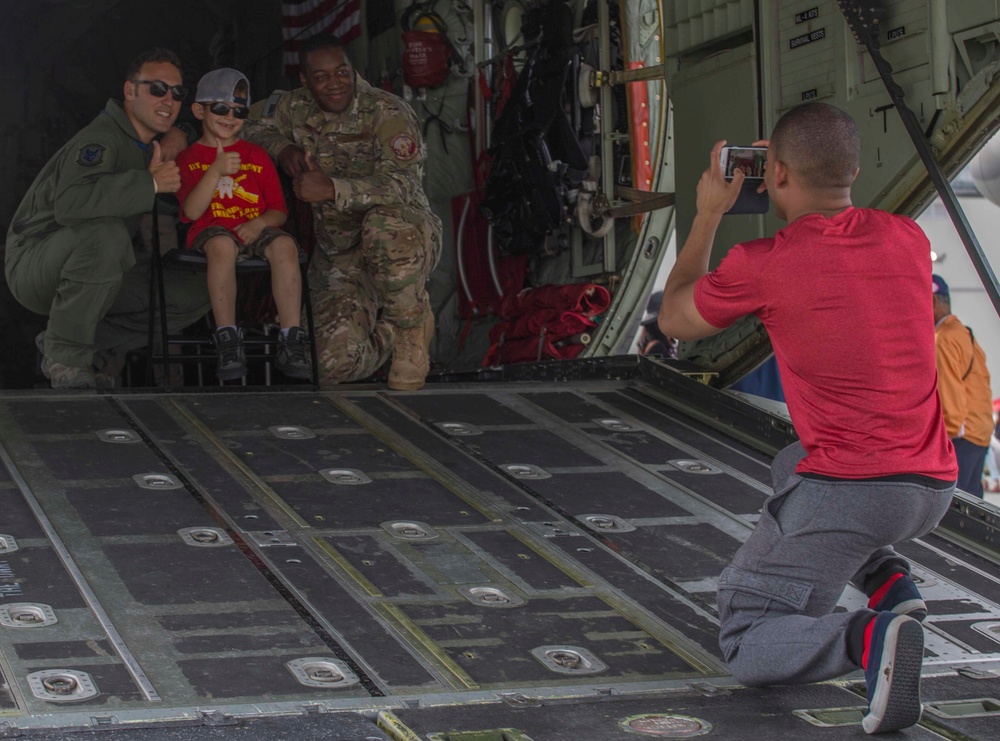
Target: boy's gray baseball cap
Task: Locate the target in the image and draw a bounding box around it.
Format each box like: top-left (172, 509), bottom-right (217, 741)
top-left (195, 68), bottom-right (250, 106)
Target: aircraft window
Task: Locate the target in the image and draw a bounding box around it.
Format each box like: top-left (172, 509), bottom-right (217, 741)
top-left (952, 165), bottom-right (983, 198)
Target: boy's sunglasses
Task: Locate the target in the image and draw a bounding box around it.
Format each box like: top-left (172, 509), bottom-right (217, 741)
top-left (206, 102), bottom-right (250, 119)
top-left (133, 79), bottom-right (188, 102)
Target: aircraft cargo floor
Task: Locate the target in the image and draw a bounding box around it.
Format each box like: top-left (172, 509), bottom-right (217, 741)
top-left (1, 377), bottom-right (1000, 739)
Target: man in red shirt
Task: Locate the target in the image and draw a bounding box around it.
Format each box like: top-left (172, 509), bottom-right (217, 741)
top-left (659, 102), bottom-right (956, 734)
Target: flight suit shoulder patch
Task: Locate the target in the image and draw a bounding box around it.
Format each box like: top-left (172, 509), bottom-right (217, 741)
top-left (261, 91), bottom-right (288, 120)
top-left (389, 133), bottom-right (418, 161)
top-left (77, 143), bottom-right (105, 167)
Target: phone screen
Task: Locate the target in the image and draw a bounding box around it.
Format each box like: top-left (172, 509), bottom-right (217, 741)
top-left (722, 146), bottom-right (767, 179)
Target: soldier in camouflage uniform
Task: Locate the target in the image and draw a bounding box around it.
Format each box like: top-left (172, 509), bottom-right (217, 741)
top-left (242, 35), bottom-right (441, 390)
top-left (5, 48), bottom-right (210, 388)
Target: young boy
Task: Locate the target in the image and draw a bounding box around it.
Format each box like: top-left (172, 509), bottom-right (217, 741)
top-left (176, 67), bottom-right (311, 381)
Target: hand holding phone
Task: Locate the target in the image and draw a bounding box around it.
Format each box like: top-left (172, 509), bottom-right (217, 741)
top-left (718, 144), bottom-right (769, 214)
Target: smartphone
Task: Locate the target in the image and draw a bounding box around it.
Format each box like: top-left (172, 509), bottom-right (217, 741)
top-left (718, 145), bottom-right (769, 215)
top-left (720, 145), bottom-right (767, 180)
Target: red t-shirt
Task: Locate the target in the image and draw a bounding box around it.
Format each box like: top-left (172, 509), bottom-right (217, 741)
top-left (694, 207), bottom-right (957, 481)
top-left (176, 138), bottom-right (287, 247)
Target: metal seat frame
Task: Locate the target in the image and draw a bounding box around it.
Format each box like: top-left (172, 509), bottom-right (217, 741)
top-left (146, 208), bottom-right (319, 390)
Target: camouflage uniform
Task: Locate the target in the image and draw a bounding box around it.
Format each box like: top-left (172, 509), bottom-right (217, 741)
top-left (5, 99), bottom-right (210, 371)
top-left (243, 77), bottom-right (441, 382)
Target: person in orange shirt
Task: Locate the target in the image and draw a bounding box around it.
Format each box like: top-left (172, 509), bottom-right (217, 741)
top-left (933, 274), bottom-right (993, 497)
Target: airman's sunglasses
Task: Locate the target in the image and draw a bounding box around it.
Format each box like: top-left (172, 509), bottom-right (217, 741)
top-left (206, 102), bottom-right (250, 119)
top-left (133, 79), bottom-right (188, 102)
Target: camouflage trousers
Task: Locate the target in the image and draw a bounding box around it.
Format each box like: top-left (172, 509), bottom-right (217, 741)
top-left (310, 205), bottom-right (441, 383)
top-left (6, 216), bottom-right (210, 369)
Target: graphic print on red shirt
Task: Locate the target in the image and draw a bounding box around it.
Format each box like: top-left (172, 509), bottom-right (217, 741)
top-left (176, 138), bottom-right (287, 247)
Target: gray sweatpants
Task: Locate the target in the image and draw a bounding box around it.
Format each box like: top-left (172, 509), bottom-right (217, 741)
top-left (717, 442), bottom-right (954, 686)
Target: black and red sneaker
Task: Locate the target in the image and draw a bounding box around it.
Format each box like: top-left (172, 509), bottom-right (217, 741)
top-left (861, 612), bottom-right (924, 734)
top-left (869, 572), bottom-right (927, 622)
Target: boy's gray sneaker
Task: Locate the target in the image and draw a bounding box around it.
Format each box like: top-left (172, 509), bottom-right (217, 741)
top-left (212, 327), bottom-right (246, 381)
top-left (275, 327), bottom-right (312, 380)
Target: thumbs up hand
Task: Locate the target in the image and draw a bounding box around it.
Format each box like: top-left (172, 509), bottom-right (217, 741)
top-left (210, 138), bottom-right (242, 176)
top-left (277, 144), bottom-right (308, 177)
top-left (148, 141), bottom-right (181, 193)
top-left (293, 151), bottom-right (335, 203)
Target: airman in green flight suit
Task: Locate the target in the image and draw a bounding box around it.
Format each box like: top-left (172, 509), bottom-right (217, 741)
top-left (5, 48), bottom-right (210, 388)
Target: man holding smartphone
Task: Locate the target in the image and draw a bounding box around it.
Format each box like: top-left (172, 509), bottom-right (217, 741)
top-left (658, 102), bottom-right (956, 735)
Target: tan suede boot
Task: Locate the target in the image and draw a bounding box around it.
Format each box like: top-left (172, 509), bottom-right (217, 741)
top-left (388, 312), bottom-right (434, 391)
top-left (36, 331), bottom-right (101, 389)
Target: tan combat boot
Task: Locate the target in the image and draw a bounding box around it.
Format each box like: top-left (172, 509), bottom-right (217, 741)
top-left (36, 331), bottom-right (101, 389)
top-left (388, 312), bottom-right (434, 391)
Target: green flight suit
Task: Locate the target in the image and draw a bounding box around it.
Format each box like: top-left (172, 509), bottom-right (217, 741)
top-left (243, 78), bottom-right (441, 383)
top-left (5, 99), bottom-right (209, 370)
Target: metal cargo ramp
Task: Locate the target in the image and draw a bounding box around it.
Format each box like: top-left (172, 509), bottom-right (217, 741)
top-left (1, 362), bottom-right (999, 739)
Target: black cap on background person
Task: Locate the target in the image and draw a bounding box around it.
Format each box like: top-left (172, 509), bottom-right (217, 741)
top-left (932, 274), bottom-right (949, 300)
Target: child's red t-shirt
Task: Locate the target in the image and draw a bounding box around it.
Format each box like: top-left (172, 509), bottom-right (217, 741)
top-left (176, 138), bottom-right (287, 247)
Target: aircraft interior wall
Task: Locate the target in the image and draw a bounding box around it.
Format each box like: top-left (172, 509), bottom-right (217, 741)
top-left (0, 0), bottom-right (672, 383)
top-left (6, 1), bottom-right (1000, 387)
top-left (667, 0), bottom-right (1000, 379)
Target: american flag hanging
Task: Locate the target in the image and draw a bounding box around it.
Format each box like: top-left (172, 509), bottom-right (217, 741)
top-left (282, 0), bottom-right (362, 78)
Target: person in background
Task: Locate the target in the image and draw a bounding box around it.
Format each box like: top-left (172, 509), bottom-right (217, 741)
top-left (658, 102), bottom-right (955, 734)
top-left (175, 68), bottom-right (311, 383)
top-left (635, 291), bottom-right (674, 357)
top-left (242, 34), bottom-right (440, 390)
top-left (932, 274), bottom-right (992, 497)
top-left (729, 356), bottom-right (785, 403)
top-left (4, 48), bottom-right (209, 388)
top-left (983, 398), bottom-right (1000, 493)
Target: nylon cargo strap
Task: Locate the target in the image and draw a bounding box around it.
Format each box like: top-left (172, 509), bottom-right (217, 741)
top-left (601, 187), bottom-right (675, 218)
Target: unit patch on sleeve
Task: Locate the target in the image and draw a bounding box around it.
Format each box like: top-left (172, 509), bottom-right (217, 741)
top-left (389, 133), bottom-right (418, 161)
top-left (77, 143), bottom-right (105, 167)
top-left (262, 91), bottom-right (286, 120)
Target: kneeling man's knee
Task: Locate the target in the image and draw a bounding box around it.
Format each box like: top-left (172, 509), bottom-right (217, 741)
top-left (73, 218), bottom-right (134, 273)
